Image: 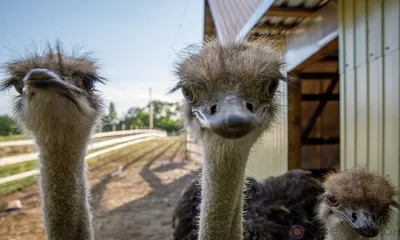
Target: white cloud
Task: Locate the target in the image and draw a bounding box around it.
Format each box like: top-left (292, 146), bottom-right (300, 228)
top-left (98, 80), bottom-right (183, 117)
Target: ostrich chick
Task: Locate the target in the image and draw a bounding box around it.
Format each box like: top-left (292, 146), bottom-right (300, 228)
top-left (170, 38), bottom-right (286, 240)
top-left (0, 42), bottom-right (105, 240)
top-left (318, 168), bottom-right (399, 240)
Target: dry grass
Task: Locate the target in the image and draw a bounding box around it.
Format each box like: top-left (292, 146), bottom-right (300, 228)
top-left (0, 135), bottom-right (26, 142)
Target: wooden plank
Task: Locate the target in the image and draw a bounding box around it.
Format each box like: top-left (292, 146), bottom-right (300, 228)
top-left (253, 24), bottom-right (295, 31)
top-left (301, 94), bottom-right (339, 101)
top-left (298, 72), bottom-right (339, 79)
top-left (266, 6), bottom-right (316, 17)
top-left (289, 38), bottom-right (339, 73)
top-left (0, 137), bottom-right (159, 184)
top-left (288, 81), bottom-right (302, 170)
top-left (203, 0), bottom-right (216, 38)
top-left (302, 137), bottom-right (340, 145)
top-left (302, 78), bottom-right (339, 139)
top-left (284, 1), bottom-right (338, 72)
top-left (320, 55), bottom-right (339, 62)
top-left (317, 80), bottom-right (322, 168)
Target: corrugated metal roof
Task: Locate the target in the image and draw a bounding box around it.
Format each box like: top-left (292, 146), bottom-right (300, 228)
top-left (251, 0), bottom-right (331, 37)
top-left (205, 0), bottom-right (333, 40)
top-left (207, 0), bottom-right (263, 41)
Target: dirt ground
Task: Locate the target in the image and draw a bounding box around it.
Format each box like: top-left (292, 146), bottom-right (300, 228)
top-left (0, 137), bottom-right (201, 240)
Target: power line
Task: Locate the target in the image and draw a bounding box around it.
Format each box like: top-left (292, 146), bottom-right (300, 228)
top-left (171, 0), bottom-right (192, 51)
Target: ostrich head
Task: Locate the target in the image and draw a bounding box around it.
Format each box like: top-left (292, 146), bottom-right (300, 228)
top-left (318, 168), bottom-right (400, 238)
top-left (171, 38), bottom-right (285, 150)
top-left (0, 41), bottom-right (105, 144)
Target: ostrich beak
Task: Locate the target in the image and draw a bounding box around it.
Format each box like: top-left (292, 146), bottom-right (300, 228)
top-left (192, 95), bottom-right (260, 139)
top-left (336, 207), bottom-right (379, 238)
top-left (22, 68), bottom-right (84, 105)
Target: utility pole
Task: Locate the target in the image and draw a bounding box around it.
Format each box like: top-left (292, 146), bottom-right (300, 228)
top-left (149, 88), bottom-right (153, 129)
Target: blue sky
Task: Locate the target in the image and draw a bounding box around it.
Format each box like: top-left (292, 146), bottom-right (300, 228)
top-left (0, 0), bottom-right (203, 116)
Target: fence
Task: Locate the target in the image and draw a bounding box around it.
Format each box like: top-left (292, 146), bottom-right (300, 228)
top-left (0, 129), bottom-right (167, 185)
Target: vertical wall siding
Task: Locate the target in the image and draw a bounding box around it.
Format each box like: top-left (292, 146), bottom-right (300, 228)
top-left (339, 0), bottom-right (400, 238)
top-left (246, 36), bottom-right (288, 181)
top-left (246, 82), bottom-right (289, 180)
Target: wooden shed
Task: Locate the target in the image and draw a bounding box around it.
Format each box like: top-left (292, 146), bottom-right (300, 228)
top-left (203, 0), bottom-right (399, 237)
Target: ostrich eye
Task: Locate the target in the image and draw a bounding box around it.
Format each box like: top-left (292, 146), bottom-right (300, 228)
top-left (182, 87), bottom-right (197, 103)
top-left (263, 79), bottom-right (279, 99)
top-left (13, 79), bottom-right (23, 95)
top-left (82, 77), bottom-right (94, 91)
top-left (326, 193), bottom-right (339, 206)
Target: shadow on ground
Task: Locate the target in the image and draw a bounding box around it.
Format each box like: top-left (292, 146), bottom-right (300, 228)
top-left (0, 137), bottom-right (201, 240)
top-left (91, 138), bottom-right (201, 240)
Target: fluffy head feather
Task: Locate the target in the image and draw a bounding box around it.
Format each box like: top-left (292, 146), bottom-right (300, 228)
top-left (170, 38), bottom-right (287, 146)
top-left (323, 168), bottom-right (398, 206)
top-left (0, 40), bottom-right (105, 145)
top-left (318, 167), bottom-right (399, 238)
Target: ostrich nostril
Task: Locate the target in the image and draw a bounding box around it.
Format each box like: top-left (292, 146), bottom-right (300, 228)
top-left (246, 102), bottom-right (254, 112)
top-left (352, 212), bottom-right (358, 222)
top-left (361, 210), bottom-right (375, 222)
top-left (210, 105), bottom-right (217, 115)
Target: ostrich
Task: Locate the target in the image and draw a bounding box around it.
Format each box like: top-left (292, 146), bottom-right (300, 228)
top-left (170, 38), bottom-right (399, 240)
top-left (169, 37), bottom-right (292, 240)
top-left (172, 167), bottom-right (399, 240)
top-left (0, 41), bottom-right (105, 240)
top-left (318, 167), bottom-right (399, 240)
top-left (172, 170), bottom-right (326, 240)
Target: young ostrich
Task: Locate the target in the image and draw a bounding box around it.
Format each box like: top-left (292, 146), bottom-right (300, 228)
top-left (172, 167), bottom-right (399, 240)
top-left (0, 42), bottom-right (105, 240)
top-left (169, 38), bottom-right (290, 240)
top-left (318, 168), bottom-right (399, 240)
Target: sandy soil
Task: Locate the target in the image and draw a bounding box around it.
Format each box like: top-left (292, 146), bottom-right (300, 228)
top-left (0, 137), bottom-right (201, 240)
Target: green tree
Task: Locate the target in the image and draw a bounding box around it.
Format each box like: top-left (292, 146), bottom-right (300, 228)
top-left (0, 115), bottom-right (19, 136)
top-left (122, 101), bottom-right (182, 132)
top-left (124, 107), bottom-right (149, 128)
top-left (106, 102), bottom-right (118, 125)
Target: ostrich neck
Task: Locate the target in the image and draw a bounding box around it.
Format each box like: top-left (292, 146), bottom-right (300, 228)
top-left (198, 141), bottom-right (250, 240)
top-left (37, 138), bottom-right (93, 240)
